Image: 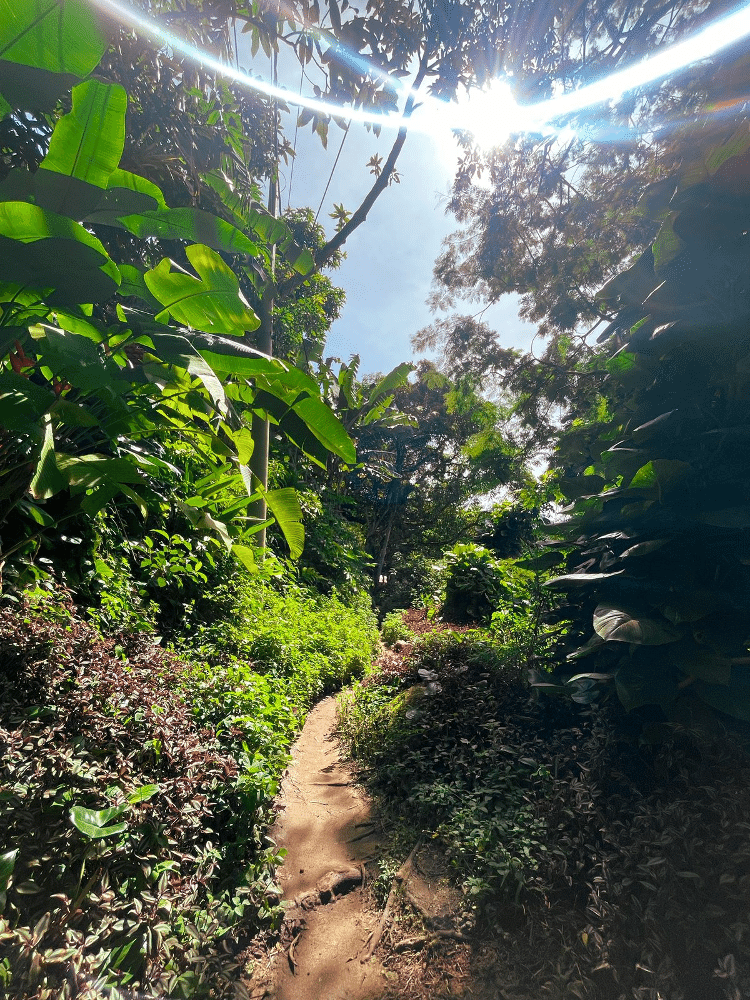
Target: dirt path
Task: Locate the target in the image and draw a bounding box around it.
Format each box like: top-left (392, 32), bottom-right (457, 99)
top-left (260, 696), bottom-right (390, 1000)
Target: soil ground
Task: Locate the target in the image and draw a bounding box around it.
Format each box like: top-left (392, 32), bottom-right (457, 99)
top-left (245, 693), bottom-right (492, 1000)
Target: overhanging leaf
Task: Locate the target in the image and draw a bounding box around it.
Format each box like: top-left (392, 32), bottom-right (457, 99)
top-left (265, 487), bottom-right (304, 558)
top-left (593, 603), bottom-right (681, 645)
top-left (0, 0), bottom-right (107, 108)
top-left (37, 80), bottom-right (127, 217)
top-left (121, 208), bottom-right (260, 257)
top-left (145, 246), bottom-right (259, 335)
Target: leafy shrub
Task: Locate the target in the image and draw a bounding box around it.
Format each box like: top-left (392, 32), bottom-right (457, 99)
top-left (380, 610), bottom-right (414, 647)
top-left (338, 632), bottom-right (546, 905)
top-left (442, 543), bottom-right (508, 624)
top-left (183, 577), bottom-right (379, 707)
top-left (0, 597), bottom-right (284, 1000)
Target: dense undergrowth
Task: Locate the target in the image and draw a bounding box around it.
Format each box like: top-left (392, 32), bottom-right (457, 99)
top-left (0, 580), bottom-right (377, 1000)
top-left (339, 616), bottom-right (750, 1000)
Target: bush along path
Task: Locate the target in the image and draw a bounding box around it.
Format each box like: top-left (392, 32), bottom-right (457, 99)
top-left (0, 584), bottom-right (379, 1000)
top-left (336, 610), bottom-right (750, 1000)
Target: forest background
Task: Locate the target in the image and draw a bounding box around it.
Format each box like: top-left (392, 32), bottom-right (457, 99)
top-left (2, 0), bottom-right (750, 997)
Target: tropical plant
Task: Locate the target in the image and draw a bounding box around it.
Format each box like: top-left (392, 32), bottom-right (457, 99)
top-left (533, 126), bottom-right (750, 727)
top-left (0, 6), bottom-right (356, 583)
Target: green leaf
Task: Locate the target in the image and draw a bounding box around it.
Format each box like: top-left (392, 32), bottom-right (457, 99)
top-left (37, 80), bottom-right (127, 217)
top-left (0, 372), bottom-right (54, 428)
top-left (0, 0), bottom-right (107, 108)
top-left (151, 333), bottom-right (228, 416)
top-left (0, 201), bottom-right (119, 302)
top-left (629, 459), bottom-right (690, 495)
top-left (265, 487), bottom-right (304, 559)
top-left (40, 327), bottom-right (108, 391)
top-left (233, 426), bottom-right (254, 465)
top-left (69, 804), bottom-right (128, 840)
top-left (57, 454), bottom-right (146, 517)
top-left (126, 784), bottom-right (159, 804)
top-left (292, 394), bottom-right (356, 463)
top-left (120, 208), bottom-right (260, 257)
top-left (365, 362), bottom-right (414, 410)
top-left (30, 413), bottom-right (65, 499)
top-left (231, 543), bottom-right (257, 572)
top-left (0, 849), bottom-right (19, 892)
top-left (144, 245), bottom-right (259, 335)
top-left (107, 169), bottom-right (166, 209)
top-left (593, 604), bottom-right (681, 645)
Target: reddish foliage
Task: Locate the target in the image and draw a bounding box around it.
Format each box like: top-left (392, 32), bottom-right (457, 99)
top-left (0, 596), bottom-right (273, 998)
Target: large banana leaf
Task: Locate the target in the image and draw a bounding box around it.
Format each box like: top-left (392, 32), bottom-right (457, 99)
top-left (0, 0), bottom-right (106, 108)
top-left (121, 208), bottom-right (260, 258)
top-left (0, 201), bottom-right (120, 302)
top-left (145, 245), bottom-right (259, 335)
top-left (265, 487), bottom-right (305, 558)
top-left (38, 80), bottom-right (127, 218)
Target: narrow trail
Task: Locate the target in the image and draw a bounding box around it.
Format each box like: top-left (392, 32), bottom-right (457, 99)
top-left (262, 696), bottom-right (389, 1000)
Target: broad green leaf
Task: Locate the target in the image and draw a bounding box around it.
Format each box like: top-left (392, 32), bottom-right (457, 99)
top-left (69, 804), bottom-right (128, 840)
top-left (121, 207), bottom-right (260, 257)
top-left (117, 264), bottom-right (162, 309)
top-left (365, 362), bottom-right (414, 409)
top-left (251, 389), bottom-right (329, 467)
top-left (233, 426), bottom-right (254, 465)
top-left (629, 459), bottom-right (690, 494)
top-left (57, 454), bottom-right (146, 517)
top-left (38, 81), bottom-right (127, 218)
top-left (145, 245), bottom-right (259, 335)
top-left (593, 604), bottom-right (681, 645)
top-left (265, 487), bottom-right (304, 559)
top-left (50, 398), bottom-right (99, 427)
top-left (0, 372), bottom-right (54, 428)
top-left (107, 169), bottom-right (166, 208)
top-left (30, 413), bottom-right (65, 499)
top-left (232, 543), bottom-right (257, 572)
top-left (0, 849), bottom-right (18, 891)
top-left (0, 201), bottom-right (119, 302)
top-left (40, 327), bottom-right (108, 391)
top-left (0, 0), bottom-right (106, 108)
top-left (151, 333), bottom-right (228, 415)
top-left (195, 336), bottom-right (282, 378)
top-left (126, 784), bottom-right (159, 804)
top-left (293, 394), bottom-right (356, 464)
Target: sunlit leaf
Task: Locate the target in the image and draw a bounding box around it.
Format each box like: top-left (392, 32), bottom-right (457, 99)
top-left (593, 604), bottom-right (681, 645)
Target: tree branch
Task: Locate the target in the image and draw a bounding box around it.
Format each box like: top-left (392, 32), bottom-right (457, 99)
top-left (277, 53), bottom-right (431, 298)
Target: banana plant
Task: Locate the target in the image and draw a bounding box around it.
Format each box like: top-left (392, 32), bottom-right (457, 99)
top-left (0, 50), bottom-right (354, 575)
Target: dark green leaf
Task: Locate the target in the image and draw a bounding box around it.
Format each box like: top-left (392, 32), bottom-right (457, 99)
top-left (593, 603), bottom-right (681, 645)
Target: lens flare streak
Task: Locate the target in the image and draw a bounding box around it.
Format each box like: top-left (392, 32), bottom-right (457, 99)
top-left (95, 0), bottom-right (750, 148)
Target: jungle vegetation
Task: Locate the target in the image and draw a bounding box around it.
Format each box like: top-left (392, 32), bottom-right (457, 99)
top-left (1, 0), bottom-right (750, 997)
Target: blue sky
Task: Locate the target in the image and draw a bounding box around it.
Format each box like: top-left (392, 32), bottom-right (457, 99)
top-left (278, 110), bottom-right (538, 376)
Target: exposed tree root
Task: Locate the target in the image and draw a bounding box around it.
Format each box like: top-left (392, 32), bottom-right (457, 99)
top-left (359, 837), bottom-right (423, 963)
